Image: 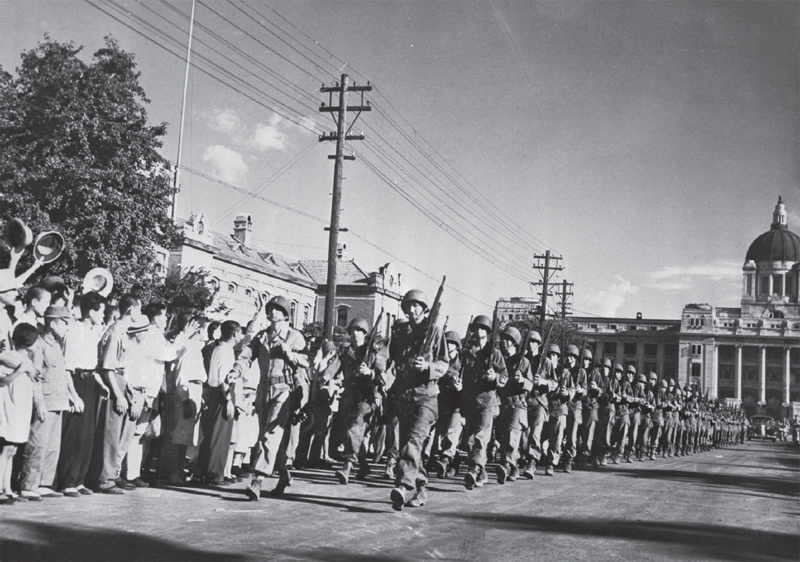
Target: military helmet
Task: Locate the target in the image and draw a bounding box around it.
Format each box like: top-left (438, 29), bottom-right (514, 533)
top-left (445, 330), bottom-right (462, 347)
top-left (401, 289), bottom-right (429, 313)
top-left (660, 379), bottom-right (668, 388)
top-left (648, 372), bottom-right (658, 381)
top-left (637, 374), bottom-right (647, 383)
top-left (625, 365), bottom-right (636, 375)
top-left (668, 378), bottom-right (676, 386)
top-left (581, 349), bottom-right (593, 361)
top-left (266, 295), bottom-right (291, 319)
top-left (674, 387), bottom-right (683, 396)
top-left (603, 358), bottom-right (613, 369)
top-left (347, 317), bottom-right (370, 335)
top-left (614, 363), bottom-right (624, 372)
top-left (528, 330), bottom-right (542, 344)
top-left (547, 343), bottom-right (561, 356)
top-left (471, 315), bottom-right (493, 333)
top-left (565, 344), bottom-right (580, 358)
top-left (500, 326), bottom-right (522, 346)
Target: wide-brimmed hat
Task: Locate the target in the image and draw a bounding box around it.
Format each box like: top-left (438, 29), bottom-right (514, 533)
top-left (83, 268), bottom-right (114, 298)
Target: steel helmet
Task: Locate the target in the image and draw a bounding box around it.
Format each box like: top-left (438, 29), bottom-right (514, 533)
top-left (500, 326), bottom-right (522, 346)
top-left (401, 289), bottom-right (429, 313)
top-left (347, 317), bottom-right (370, 334)
top-left (547, 343), bottom-right (561, 356)
top-left (565, 344), bottom-right (580, 358)
top-left (528, 329), bottom-right (542, 344)
top-left (614, 363), bottom-right (624, 372)
top-left (471, 315), bottom-right (493, 332)
top-left (625, 365), bottom-right (637, 375)
top-left (660, 379), bottom-right (668, 388)
top-left (445, 330), bottom-right (462, 347)
top-left (581, 349), bottom-right (593, 361)
top-left (266, 295), bottom-right (291, 319)
top-left (637, 374), bottom-right (647, 383)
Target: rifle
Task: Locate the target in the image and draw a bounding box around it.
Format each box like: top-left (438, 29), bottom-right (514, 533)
top-left (452, 315), bottom-right (473, 390)
top-left (535, 321), bottom-right (556, 377)
top-left (490, 308), bottom-right (500, 351)
top-left (418, 275), bottom-right (446, 360)
top-left (363, 308), bottom-right (385, 368)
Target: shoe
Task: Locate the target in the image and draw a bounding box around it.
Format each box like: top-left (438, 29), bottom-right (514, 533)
top-left (564, 460), bottom-right (573, 474)
top-left (130, 478), bottom-right (150, 488)
top-left (36, 487), bottom-right (63, 498)
top-left (435, 457), bottom-right (449, 479)
top-left (59, 488), bottom-right (81, 498)
top-left (625, 456), bottom-right (634, 464)
top-left (383, 459), bottom-right (396, 480)
top-left (390, 487), bottom-right (406, 511)
top-left (77, 485), bottom-right (93, 496)
top-left (0, 493), bottom-right (15, 505)
top-left (355, 463), bottom-right (371, 481)
top-left (522, 465), bottom-right (535, 479)
top-left (464, 467), bottom-right (477, 490)
top-left (405, 485), bottom-right (428, 508)
top-left (475, 467), bottom-right (488, 487)
top-left (245, 478), bottom-right (261, 501)
top-left (114, 479), bottom-right (136, 491)
top-left (496, 463), bottom-right (508, 485)
top-left (224, 476), bottom-right (238, 484)
top-left (544, 465), bottom-right (554, 476)
top-left (508, 464), bottom-right (519, 482)
top-left (601, 456), bottom-right (608, 466)
top-left (336, 462), bottom-right (352, 485)
top-left (98, 485), bottom-right (124, 495)
top-left (270, 469), bottom-right (292, 496)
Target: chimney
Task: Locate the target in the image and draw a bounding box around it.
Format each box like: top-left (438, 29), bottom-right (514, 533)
top-left (337, 242), bottom-right (348, 261)
top-left (233, 214), bottom-right (252, 247)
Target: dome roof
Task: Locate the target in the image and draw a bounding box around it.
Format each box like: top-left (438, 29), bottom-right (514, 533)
top-left (745, 197), bottom-right (800, 262)
top-left (745, 226), bottom-right (800, 263)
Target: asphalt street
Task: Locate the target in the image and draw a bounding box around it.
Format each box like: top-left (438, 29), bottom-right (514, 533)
top-left (2, 440), bottom-right (798, 562)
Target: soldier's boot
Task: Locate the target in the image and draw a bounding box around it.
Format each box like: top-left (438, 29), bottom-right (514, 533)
top-left (270, 468), bottom-right (292, 496)
top-left (335, 462), bottom-right (352, 485)
top-left (496, 462), bottom-right (509, 485)
top-left (390, 486), bottom-right (406, 511)
top-left (475, 466), bottom-right (488, 487)
top-left (435, 456), bottom-right (450, 479)
top-left (624, 451), bottom-right (634, 464)
top-left (591, 455), bottom-right (600, 469)
top-left (449, 453), bottom-right (462, 477)
top-left (521, 457), bottom-right (535, 479)
top-left (245, 477), bottom-right (262, 502)
top-left (508, 464), bottom-right (519, 482)
top-left (355, 462), bottom-right (370, 481)
top-left (648, 447), bottom-right (655, 461)
top-left (544, 464), bottom-right (554, 476)
top-left (464, 465), bottom-right (478, 490)
top-left (383, 458), bottom-right (397, 480)
top-left (563, 459), bottom-right (573, 474)
top-left (405, 482), bottom-right (428, 508)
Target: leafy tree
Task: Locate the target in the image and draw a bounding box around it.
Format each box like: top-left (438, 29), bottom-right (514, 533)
top-left (0, 36), bottom-right (179, 294)
top-left (134, 267), bottom-right (224, 321)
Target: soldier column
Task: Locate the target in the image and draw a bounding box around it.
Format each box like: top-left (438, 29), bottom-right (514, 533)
top-left (735, 345), bottom-right (742, 401)
top-left (759, 346), bottom-right (766, 404)
top-left (784, 347), bottom-right (791, 405)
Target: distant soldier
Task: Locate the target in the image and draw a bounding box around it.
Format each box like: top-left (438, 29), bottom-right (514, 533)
top-left (646, 374), bottom-right (665, 461)
top-left (544, 345), bottom-right (574, 476)
top-left (609, 363), bottom-right (632, 464)
top-left (580, 350), bottom-right (603, 468)
top-left (387, 289), bottom-right (448, 510)
top-left (495, 326), bottom-right (532, 484)
top-left (335, 318), bottom-right (388, 484)
top-left (521, 329), bottom-right (556, 479)
top-left (460, 315), bottom-right (507, 489)
top-left (433, 330), bottom-right (464, 478)
top-left (661, 379), bottom-right (678, 457)
top-left (561, 345), bottom-right (587, 473)
top-left (592, 357), bottom-right (615, 467)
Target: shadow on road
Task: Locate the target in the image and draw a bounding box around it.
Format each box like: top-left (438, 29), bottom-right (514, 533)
top-left (436, 513), bottom-right (799, 561)
top-left (1, 520), bottom-right (247, 561)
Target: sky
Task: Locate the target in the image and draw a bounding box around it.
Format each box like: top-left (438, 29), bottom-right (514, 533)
top-left (1, 0), bottom-right (798, 324)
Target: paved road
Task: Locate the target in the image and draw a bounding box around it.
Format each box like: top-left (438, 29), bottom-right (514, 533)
top-left (2, 440), bottom-right (798, 561)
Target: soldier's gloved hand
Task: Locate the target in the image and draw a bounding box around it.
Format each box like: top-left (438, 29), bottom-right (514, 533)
top-left (358, 363), bottom-right (372, 376)
top-left (485, 368), bottom-right (497, 382)
top-left (412, 356), bottom-right (428, 372)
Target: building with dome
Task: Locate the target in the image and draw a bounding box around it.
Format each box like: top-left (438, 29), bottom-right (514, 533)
top-left (569, 197), bottom-right (800, 418)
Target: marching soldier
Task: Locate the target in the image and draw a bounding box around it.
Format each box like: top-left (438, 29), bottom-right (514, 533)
top-left (387, 289), bottom-right (448, 510)
top-left (544, 345), bottom-right (574, 476)
top-left (647, 375), bottom-right (666, 461)
top-left (460, 315), bottom-right (507, 489)
top-left (433, 330), bottom-right (464, 478)
top-left (521, 331), bottom-right (557, 479)
top-left (580, 350), bottom-right (604, 468)
top-left (562, 345), bottom-right (587, 473)
top-left (609, 363), bottom-right (632, 464)
top-left (592, 357), bottom-right (614, 468)
top-left (495, 326), bottom-right (532, 484)
top-left (335, 318), bottom-right (388, 484)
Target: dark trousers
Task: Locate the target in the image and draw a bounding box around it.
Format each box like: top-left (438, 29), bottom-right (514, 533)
top-left (527, 403), bottom-right (548, 462)
top-left (198, 386), bottom-right (234, 483)
top-left (57, 374), bottom-right (99, 490)
top-left (342, 399), bottom-right (376, 465)
top-left (463, 402), bottom-right (498, 469)
top-left (394, 390), bottom-right (437, 491)
top-left (564, 407), bottom-right (583, 461)
top-left (496, 405), bottom-right (527, 466)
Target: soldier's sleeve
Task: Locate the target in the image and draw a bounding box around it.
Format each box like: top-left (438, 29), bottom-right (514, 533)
top-left (520, 357), bottom-right (533, 393)
top-left (426, 327), bottom-right (448, 383)
top-left (491, 349), bottom-right (508, 389)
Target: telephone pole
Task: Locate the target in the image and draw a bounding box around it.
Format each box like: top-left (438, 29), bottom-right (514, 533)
top-left (319, 74), bottom-right (371, 340)
top-left (531, 250), bottom-right (563, 328)
top-left (556, 278), bottom-right (574, 352)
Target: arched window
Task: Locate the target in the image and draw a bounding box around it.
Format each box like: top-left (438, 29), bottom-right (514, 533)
top-left (227, 282), bottom-right (237, 294)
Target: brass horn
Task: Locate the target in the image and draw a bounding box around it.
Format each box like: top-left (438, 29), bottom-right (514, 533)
top-left (82, 267), bottom-right (113, 298)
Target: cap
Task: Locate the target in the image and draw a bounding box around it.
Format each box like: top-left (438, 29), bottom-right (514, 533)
top-left (127, 314), bottom-right (150, 334)
top-left (322, 341), bottom-right (337, 355)
top-left (43, 305), bottom-right (71, 319)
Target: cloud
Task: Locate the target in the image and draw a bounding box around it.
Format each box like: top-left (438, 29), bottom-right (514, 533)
top-left (203, 145), bottom-right (248, 184)
top-left (649, 261), bottom-right (741, 282)
top-left (587, 275), bottom-right (639, 316)
top-left (647, 277), bottom-right (693, 292)
top-left (207, 108), bottom-right (244, 136)
top-left (251, 117), bottom-right (288, 152)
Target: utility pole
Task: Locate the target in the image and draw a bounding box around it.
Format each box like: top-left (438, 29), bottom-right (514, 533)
top-left (319, 74), bottom-right (371, 340)
top-left (556, 279), bottom-right (574, 353)
top-left (172, 0), bottom-right (196, 221)
top-left (531, 250), bottom-right (563, 329)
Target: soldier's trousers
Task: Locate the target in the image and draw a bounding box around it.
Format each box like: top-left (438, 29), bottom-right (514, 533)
top-left (580, 407), bottom-right (599, 459)
top-left (648, 418), bottom-right (662, 450)
top-left (342, 400), bottom-right (376, 465)
top-left (435, 408), bottom-right (463, 461)
top-left (463, 402), bottom-right (498, 469)
top-left (297, 399), bottom-right (333, 466)
top-left (527, 403), bottom-right (548, 463)
top-left (545, 411), bottom-right (567, 467)
top-left (496, 405), bottom-right (527, 466)
top-left (382, 391), bottom-right (400, 462)
top-left (637, 415), bottom-right (651, 454)
top-left (660, 416), bottom-right (674, 452)
top-left (394, 390), bottom-right (438, 491)
top-left (611, 412), bottom-right (629, 457)
top-left (595, 411), bottom-right (614, 458)
top-left (627, 412), bottom-right (641, 457)
top-left (564, 408), bottom-right (582, 462)
top-left (250, 385), bottom-right (294, 479)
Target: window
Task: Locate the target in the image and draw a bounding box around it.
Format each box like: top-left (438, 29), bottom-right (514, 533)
top-left (691, 363), bottom-right (701, 379)
top-left (590, 324), bottom-right (598, 329)
top-left (665, 345), bottom-right (678, 358)
top-left (760, 275), bottom-right (769, 295)
top-left (719, 346), bottom-right (735, 360)
top-left (227, 283), bottom-right (236, 294)
top-left (624, 343), bottom-right (637, 356)
top-left (649, 326), bottom-right (658, 331)
top-left (644, 362), bottom-right (657, 375)
top-left (609, 324), bottom-right (617, 330)
top-left (720, 365), bottom-right (733, 380)
top-left (290, 301), bottom-right (297, 327)
top-left (691, 344), bottom-right (702, 356)
top-left (769, 311), bottom-right (784, 319)
top-left (772, 275), bottom-right (783, 296)
top-left (644, 344), bottom-right (658, 357)
top-left (337, 308), bottom-right (348, 328)
top-left (303, 305), bottom-right (310, 327)
top-left (746, 275), bottom-right (753, 296)
top-left (629, 325), bottom-right (638, 331)
top-left (245, 287), bottom-right (253, 298)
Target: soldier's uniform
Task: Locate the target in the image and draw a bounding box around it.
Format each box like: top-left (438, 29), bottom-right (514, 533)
top-left (647, 375), bottom-right (666, 460)
top-left (495, 326), bottom-right (532, 484)
top-left (432, 330), bottom-right (464, 478)
top-left (388, 290), bottom-right (448, 510)
top-left (580, 351), bottom-right (604, 468)
top-left (562, 345), bottom-right (587, 473)
top-left (545, 347), bottom-right (575, 476)
top-left (592, 358), bottom-right (615, 467)
top-left (521, 332), bottom-right (557, 478)
top-left (460, 315), bottom-right (507, 489)
top-left (335, 318), bottom-right (388, 484)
